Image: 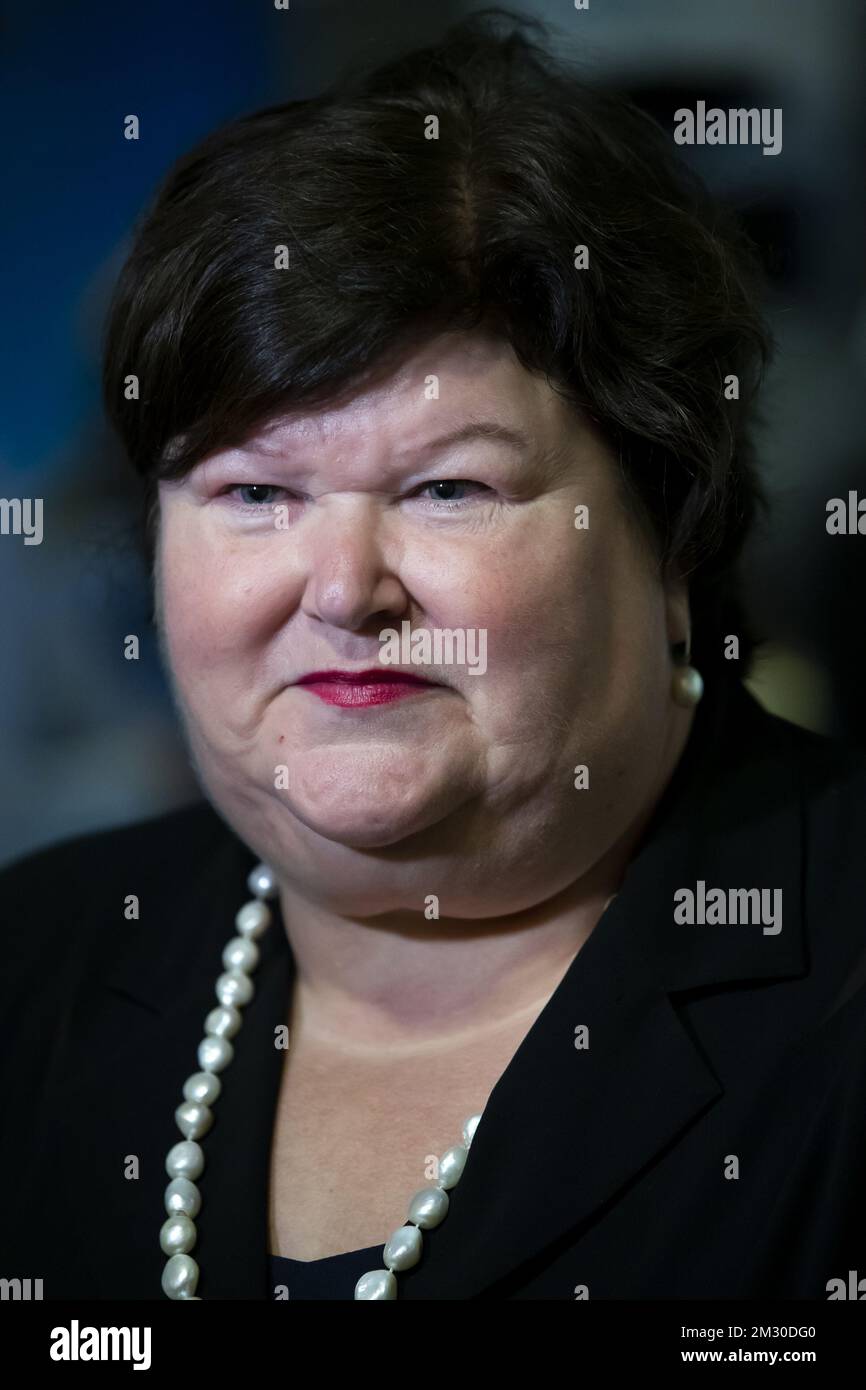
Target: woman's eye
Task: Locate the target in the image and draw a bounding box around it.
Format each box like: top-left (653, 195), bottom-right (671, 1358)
top-left (226, 484), bottom-right (287, 508)
top-left (221, 480), bottom-right (491, 510)
top-left (414, 480), bottom-right (491, 506)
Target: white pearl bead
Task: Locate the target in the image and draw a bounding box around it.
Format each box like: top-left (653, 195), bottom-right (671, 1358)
top-left (235, 900), bottom-right (272, 938)
top-left (183, 1071), bottom-right (221, 1106)
top-left (407, 1186), bottom-right (449, 1229)
top-left (463, 1113), bottom-right (482, 1147)
top-left (215, 970), bottom-right (254, 1009)
top-left (437, 1143), bottom-right (468, 1189)
top-left (383, 1224), bottom-right (423, 1271)
top-left (161, 1253), bottom-right (199, 1299)
top-left (164, 1177), bottom-right (201, 1218)
top-left (165, 1140), bottom-right (204, 1181)
top-left (672, 665), bottom-right (704, 707)
top-left (204, 1005), bottom-right (242, 1040)
top-left (197, 1035), bottom-right (234, 1073)
top-left (354, 1269), bottom-right (397, 1299)
top-left (222, 936), bottom-right (259, 973)
top-left (174, 1100), bottom-right (213, 1140)
top-left (247, 864), bottom-right (278, 899)
top-left (160, 1213), bottom-right (197, 1255)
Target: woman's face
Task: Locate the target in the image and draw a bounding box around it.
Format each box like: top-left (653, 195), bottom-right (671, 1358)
top-left (156, 330), bottom-right (694, 917)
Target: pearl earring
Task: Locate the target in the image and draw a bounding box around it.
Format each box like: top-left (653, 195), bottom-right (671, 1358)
top-left (671, 640), bottom-right (703, 707)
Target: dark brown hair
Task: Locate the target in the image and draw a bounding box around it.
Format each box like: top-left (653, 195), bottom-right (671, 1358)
top-left (102, 6), bottom-right (772, 677)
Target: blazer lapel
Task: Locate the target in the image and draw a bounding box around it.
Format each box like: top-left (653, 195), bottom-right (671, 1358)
top-left (400, 892), bottom-right (726, 1298)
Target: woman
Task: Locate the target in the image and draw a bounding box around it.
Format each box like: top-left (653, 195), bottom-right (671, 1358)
top-left (2, 11), bottom-right (865, 1302)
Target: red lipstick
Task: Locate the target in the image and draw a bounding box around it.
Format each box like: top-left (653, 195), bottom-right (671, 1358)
top-left (295, 668), bottom-right (441, 708)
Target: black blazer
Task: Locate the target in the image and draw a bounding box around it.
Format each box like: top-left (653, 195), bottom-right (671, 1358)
top-left (2, 679), bottom-right (866, 1301)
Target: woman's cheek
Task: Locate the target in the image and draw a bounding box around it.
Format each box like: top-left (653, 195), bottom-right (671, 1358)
top-left (162, 569), bottom-right (235, 680)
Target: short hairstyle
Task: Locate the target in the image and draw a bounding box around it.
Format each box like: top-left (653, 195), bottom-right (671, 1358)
top-left (102, 5), bottom-right (772, 679)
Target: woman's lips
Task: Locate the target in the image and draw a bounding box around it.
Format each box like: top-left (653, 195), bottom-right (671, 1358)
top-left (295, 669), bottom-right (441, 708)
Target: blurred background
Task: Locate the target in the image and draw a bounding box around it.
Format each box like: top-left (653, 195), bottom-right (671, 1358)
top-left (1, 0), bottom-right (865, 866)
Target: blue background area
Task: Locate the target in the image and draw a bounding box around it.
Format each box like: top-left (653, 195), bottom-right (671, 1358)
top-left (1, 0), bottom-right (279, 472)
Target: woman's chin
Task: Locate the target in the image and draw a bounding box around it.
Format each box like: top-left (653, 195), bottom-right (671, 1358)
top-left (260, 748), bottom-right (475, 850)
top-left (275, 788), bottom-right (461, 850)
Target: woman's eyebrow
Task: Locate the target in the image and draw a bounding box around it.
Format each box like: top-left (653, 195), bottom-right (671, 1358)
top-left (230, 420), bottom-right (534, 465)
top-left (403, 422), bottom-right (532, 459)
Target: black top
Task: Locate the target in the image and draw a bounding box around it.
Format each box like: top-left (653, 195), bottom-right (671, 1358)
top-left (269, 1247), bottom-right (383, 1301)
top-left (2, 677), bottom-right (866, 1299)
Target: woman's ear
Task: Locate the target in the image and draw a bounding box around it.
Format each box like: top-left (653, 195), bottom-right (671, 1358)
top-left (664, 576), bottom-right (691, 651)
top-left (665, 575), bottom-right (704, 706)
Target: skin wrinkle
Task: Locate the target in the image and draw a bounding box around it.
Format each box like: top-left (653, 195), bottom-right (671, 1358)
top-left (156, 328), bottom-right (696, 1049)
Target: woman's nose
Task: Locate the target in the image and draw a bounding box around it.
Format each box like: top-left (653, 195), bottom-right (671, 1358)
top-left (298, 501), bottom-right (408, 631)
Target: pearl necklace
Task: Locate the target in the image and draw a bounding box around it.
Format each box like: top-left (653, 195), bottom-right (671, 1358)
top-left (160, 862), bottom-right (483, 1300)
